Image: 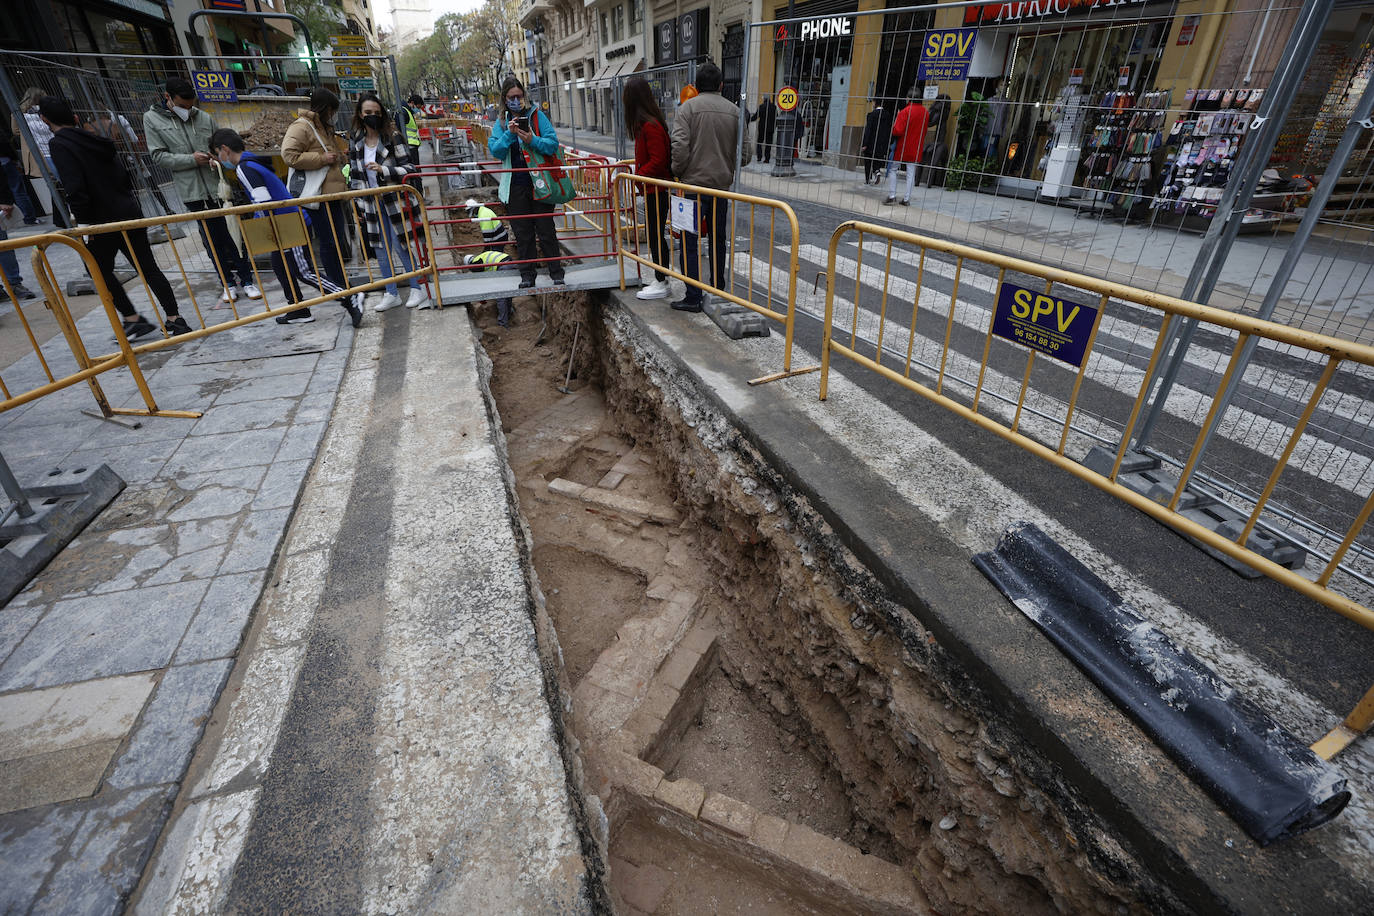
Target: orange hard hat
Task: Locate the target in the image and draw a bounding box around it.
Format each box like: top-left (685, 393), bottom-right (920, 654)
top-left (679, 84), bottom-right (699, 103)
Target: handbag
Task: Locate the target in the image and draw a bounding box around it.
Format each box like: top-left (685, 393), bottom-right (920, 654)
top-left (286, 120), bottom-right (332, 209)
top-left (526, 114), bottom-right (576, 205)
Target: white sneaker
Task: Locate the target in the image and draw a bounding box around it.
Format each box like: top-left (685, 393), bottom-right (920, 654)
top-left (242, 283), bottom-right (263, 299)
top-left (637, 279), bottom-right (670, 300)
top-left (374, 292), bottom-right (403, 312)
top-left (219, 287), bottom-right (237, 303)
top-left (405, 287), bottom-right (428, 308)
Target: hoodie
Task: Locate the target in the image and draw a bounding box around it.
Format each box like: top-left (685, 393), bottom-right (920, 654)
top-left (48, 127), bottom-right (142, 224)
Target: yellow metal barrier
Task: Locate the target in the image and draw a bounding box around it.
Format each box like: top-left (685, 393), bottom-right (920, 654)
top-left (1, 184), bottom-right (442, 420)
top-left (611, 173), bottom-right (818, 385)
top-left (0, 233), bottom-right (190, 419)
top-left (817, 220), bottom-right (1374, 757)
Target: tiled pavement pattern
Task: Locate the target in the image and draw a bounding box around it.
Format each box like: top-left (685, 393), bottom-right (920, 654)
top-left (0, 300), bottom-right (353, 914)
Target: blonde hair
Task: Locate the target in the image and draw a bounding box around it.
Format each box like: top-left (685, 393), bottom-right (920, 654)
top-left (20, 87), bottom-right (43, 110)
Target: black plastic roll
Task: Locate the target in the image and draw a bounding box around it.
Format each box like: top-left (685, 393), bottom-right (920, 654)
top-left (973, 522), bottom-right (1350, 846)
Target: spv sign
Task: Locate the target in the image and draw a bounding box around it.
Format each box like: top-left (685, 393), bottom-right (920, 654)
top-left (191, 70), bottom-right (238, 102)
top-left (917, 28), bottom-right (978, 81)
top-left (990, 282), bottom-right (1098, 366)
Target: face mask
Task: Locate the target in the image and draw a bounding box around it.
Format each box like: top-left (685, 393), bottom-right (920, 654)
top-left (506, 97), bottom-right (523, 113)
top-left (173, 106), bottom-right (191, 122)
top-left (363, 114), bottom-right (383, 130)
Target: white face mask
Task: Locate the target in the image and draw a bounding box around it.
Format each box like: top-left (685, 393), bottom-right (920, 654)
top-left (173, 106), bottom-right (191, 122)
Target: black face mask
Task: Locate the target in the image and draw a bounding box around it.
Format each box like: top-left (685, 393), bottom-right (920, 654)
top-left (363, 114), bottom-right (383, 130)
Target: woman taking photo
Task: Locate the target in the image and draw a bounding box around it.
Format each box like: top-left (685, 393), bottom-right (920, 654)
top-left (348, 93), bottom-right (426, 311)
top-left (487, 77), bottom-right (565, 288)
top-left (622, 76), bottom-right (672, 301)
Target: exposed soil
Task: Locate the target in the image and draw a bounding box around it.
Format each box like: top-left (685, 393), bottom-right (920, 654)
top-left (610, 815), bottom-right (831, 915)
top-left (662, 660), bottom-right (900, 862)
top-left (532, 544), bottom-right (645, 687)
top-left (476, 294), bottom-right (909, 911)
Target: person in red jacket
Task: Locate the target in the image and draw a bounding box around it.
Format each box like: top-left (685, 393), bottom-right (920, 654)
top-left (886, 88), bottom-right (930, 206)
top-left (624, 76), bottom-right (673, 300)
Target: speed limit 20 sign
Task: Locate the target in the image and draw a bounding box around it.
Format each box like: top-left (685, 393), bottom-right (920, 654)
top-left (776, 86), bottom-right (799, 111)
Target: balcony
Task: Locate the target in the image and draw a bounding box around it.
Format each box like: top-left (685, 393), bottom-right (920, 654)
top-left (518, 0), bottom-right (552, 26)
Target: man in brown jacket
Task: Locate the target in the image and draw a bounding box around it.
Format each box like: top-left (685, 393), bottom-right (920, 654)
top-left (282, 89), bottom-right (352, 298)
top-left (669, 62), bottom-right (747, 312)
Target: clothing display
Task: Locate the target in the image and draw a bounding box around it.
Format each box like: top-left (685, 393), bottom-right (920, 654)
top-left (1151, 87), bottom-right (1259, 225)
top-left (1078, 90), bottom-right (1167, 215)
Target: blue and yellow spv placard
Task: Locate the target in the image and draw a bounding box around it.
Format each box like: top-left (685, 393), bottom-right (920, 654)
top-left (991, 282), bottom-right (1097, 367)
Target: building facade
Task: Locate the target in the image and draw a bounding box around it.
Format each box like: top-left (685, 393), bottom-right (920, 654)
top-left (390, 0), bottom-right (434, 51)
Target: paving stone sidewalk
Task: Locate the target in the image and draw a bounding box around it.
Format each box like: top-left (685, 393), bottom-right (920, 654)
top-left (0, 300), bottom-right (355, 914)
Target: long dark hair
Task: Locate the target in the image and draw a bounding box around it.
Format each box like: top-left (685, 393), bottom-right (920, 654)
top-left (351, 92), bottom-right (394, 138)
top-left (622, 76), bottom-right (666, 136)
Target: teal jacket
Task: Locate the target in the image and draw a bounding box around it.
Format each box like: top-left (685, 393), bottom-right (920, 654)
top-left (144, 103), bottom-right (219, 205)
top-left (487, 108), bottom-right (558, 204)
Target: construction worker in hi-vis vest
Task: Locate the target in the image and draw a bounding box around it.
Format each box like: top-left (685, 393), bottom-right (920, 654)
top-left (464, 247), bottom-right (516, 327)
top-left (467, 197), bottom-right (510, 247)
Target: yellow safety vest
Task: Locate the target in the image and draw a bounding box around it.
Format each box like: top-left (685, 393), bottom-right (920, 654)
top-left (475, 205), bottom-right (510, 245)
top-left (471, 250), bottom-right (510, 270)
top-left (404, 106), bottom-right (419, 146)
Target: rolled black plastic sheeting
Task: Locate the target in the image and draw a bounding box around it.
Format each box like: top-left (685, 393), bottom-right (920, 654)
top-left (973, 522), bottom-right (1350, 846)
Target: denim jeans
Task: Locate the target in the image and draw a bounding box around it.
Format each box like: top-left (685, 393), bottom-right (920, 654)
top-left (0, 157), bottom-right (38, 221)
top-left (0, 224), bottom-right (22, 287)
top-left (373, 212), bottom-right (418, 295)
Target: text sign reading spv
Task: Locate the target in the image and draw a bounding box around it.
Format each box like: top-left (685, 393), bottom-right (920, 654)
top-left (917, 28), bottom-right (978, 81)
top-left (991, 282), bottom-right (1098, 367)
top-left (191, 71), bottom-right (238, 103)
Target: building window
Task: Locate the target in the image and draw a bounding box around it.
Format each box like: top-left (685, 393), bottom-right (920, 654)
top-left (630, 0), bottom-right (642, 35)
top-left (600, 11), bottom-right (609, 46)
top-left (611, 4), bottom-right (624, 43)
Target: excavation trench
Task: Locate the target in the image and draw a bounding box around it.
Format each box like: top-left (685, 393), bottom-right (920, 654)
top-left (477, 289), bottom-right (1167, 915)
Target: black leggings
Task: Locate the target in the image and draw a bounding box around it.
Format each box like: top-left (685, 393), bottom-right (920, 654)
top-left (507, 182), bottom-right (561, 280)
top-left (644, 189), bottom-right (668, 282)
top-left (87, 228), bottom-right (179, 320)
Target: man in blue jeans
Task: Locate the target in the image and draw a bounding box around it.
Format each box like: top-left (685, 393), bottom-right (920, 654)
top-left (668, 62), bottom-right (747, 311)
top-left (0, 134), bottom-right (40, 225)
top-left (0, 163), bottom-right (39, 302)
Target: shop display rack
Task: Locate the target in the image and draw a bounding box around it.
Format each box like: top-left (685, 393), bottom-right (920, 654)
top-left (1151, 87), bottom-right (1279, 232)
top-left (1076, 90), bottom-right (1168, 221)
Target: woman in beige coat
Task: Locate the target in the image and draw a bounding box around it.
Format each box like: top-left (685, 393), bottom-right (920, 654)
top-left (281, 88), bottom-right (352, 296)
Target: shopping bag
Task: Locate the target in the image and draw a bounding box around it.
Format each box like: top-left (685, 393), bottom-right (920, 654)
top-left (527, 115), bottom-right (576, 205)
top-left (286, 120), bottom-right (332, 209)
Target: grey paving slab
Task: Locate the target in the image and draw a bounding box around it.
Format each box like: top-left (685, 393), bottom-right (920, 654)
top-left (56, 444), bottom-right (169, 487)
top-left (151, 353), bottom-right (321, 386)
top-left (174, 571), bottom-right (267, 664)
top-left (273, 421), bottom-right (325, 463)
top-left (174, 464), bottom-right (268, 494)
top-left (0, 605), bottom-right (44, 664)
top-left (170, 516), bottom-right (241, 555)
top-left (188, 398), bottom-right (296, 437)
top-left (251, 459), bottom-right (312, 511)
top-left (177, 317), bottom-right (341, 366)
top-left (292, 391), bottom-right (338, 425)
top-left (161, 428), bottom-right (286, 478)
top-left (107, 660), bottom-right (233, 790)
top-left (163, 481), bottom-right (263, 524)
top-left (212, 373), bottom-right (313, 407)
top-left (217, 508), bottom-right (292, 576)
top-left (30, 785), bottom-right (175, 916)
top-left (88, 541), bottom-right (176, 596)
top-left (0, 580), bottom-right (208, 691)
top-left (0, 800), bottom-right (87, 914)
top-left (144, 544), bottom-right (231, 587)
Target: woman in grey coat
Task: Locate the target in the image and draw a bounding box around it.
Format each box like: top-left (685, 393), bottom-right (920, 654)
top-left (347, 93), bottom-right (427, 311)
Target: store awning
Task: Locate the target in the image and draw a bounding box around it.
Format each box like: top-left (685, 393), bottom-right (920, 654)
top-left (589, 62), bottom-right (619, 83)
